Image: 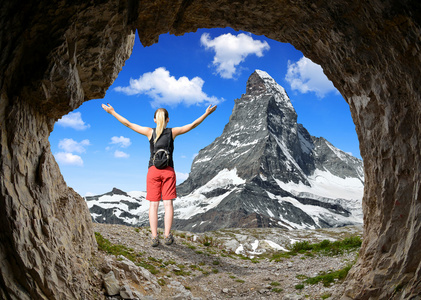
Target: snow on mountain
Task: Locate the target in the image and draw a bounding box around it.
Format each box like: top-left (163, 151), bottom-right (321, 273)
top-left (174, 70), bottom-right (364, 232)
top-left (85, 70), bottom-right (364, 232)
top-left (85, 188), bottom-right (147, 226)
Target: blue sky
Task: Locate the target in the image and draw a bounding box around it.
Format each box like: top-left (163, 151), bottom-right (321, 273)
top-left (49, 27), bottom-right (361, 196)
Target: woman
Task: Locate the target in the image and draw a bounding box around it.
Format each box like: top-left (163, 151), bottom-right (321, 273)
top-left (101, 103), bottom-right (217, 247)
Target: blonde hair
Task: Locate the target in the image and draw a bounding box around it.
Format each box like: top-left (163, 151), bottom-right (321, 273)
top-left (154, 108), bottom-right (169, 143)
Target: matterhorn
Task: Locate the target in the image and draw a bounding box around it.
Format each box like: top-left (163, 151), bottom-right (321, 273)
top-left (172, 70), bottom-right (364, 232)
top-left (86, 70), bottom-right (364, 233)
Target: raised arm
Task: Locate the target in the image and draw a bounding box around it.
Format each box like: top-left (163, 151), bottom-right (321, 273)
top-left (102, 103), bottom-right (153, 138)
top-left (172, 105), bottom-right (217, 139)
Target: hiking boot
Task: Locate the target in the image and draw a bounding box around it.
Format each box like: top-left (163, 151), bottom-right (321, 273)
top-left (164, 233), bottom-right (174, 245)
top-left (151, 236), bottom-right (159, 247)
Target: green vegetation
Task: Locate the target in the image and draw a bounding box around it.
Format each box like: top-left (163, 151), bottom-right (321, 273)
top-left (290, 236), bottom-right (362, 256)
top-left (95, 232), bottom-right (142, 262)
top-left (95, 232), bottom-right (160, 275)
top-left (157, 278), bottom-right (166, 286)
top-left (295, 284), bottom-right (305, 290)
top-left (304, 262), bottom-right (353, 287)
top-left (197, 235), bottom-right (223, 248)
top-left (173, 264), bottom-right (191, 276)
top-left (268, 235), bottom-right (362, 262)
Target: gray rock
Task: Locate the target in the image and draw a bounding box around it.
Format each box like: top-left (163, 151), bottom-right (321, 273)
top-left (103, 271), bottom-right (120, 296)
top-left (120, 284), bottom-right (135, 299)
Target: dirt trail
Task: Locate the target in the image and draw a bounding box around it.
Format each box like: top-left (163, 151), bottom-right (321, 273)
top-left (90, 223), bottom-right (362, 299)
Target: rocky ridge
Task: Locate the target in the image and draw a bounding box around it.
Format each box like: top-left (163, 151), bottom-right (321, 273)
top-left (90, 223), bottom-right (362, 300)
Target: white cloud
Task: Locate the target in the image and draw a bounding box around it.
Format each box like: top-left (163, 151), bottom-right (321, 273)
top-left (56, 112), bottom-right (90, 130)
top-left (285, 57), bottom-right (337, 98)
top-left (200, 32), bottom-right (270, 79)
top-left (54, 152), bottom-right (83, 166)
top-left (110, 136), bottom-right (131, 148)
top-left (176, 172), bottom-right (189, 184)
top-left (114, 67), bottom-right (223, 107)
top-left (58, 138), bottom-right (90, 153)
top-left (114, 150), bottom-right (130, 158)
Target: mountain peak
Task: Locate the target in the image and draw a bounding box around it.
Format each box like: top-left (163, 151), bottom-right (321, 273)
top-left (246, 70), bottom-right (292, 109)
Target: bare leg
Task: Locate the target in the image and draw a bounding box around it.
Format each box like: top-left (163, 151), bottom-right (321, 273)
top-left (163, 199), bottom-right (174, 236)
top-left (149, 201), bottom-right (159, 237)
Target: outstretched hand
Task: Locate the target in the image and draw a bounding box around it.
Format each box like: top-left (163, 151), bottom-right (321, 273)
top-left (206, 104), bottom-right (217, 115)
top-left (102, 103), bottom-right (114, 114)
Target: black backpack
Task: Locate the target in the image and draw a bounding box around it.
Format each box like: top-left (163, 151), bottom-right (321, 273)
top-left (152, 129), bottom-right (171, 169)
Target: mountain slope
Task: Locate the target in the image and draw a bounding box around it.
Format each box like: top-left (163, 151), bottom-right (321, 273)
top-left (85, 70), bottom-right (364, 232)
top-left (173, 70), bottom-right (364, 232)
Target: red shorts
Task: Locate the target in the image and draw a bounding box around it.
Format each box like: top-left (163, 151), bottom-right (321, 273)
top-left (146, 166), bottom-right (177, 202)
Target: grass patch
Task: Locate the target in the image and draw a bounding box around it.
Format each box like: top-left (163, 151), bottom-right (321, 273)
top-left (95, 232), bottom-right (141, 262)
top-left (197, 235), bottom-right (222, 248)
top-left (268, 235), bottom-right (362, 261)
top-left (291, 236), bottom-right (362, 256)
top-left (157, 278), bottom-right (166, 286)
top-left (304, 263), bottom-right (353, 287)
top-left (94, 232), bottom-right (164, 275)
top-left (164, 260), bottom-right (176, 266)
top-left (136, 260), bottom-right (159, 275)
top-left (173, 268), bottom-right (191, 276)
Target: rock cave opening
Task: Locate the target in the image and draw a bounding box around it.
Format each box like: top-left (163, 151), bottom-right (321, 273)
top-left (49, 28), bottom-right (361, 200)
top-left (2, 1), bottom-right (420, 299)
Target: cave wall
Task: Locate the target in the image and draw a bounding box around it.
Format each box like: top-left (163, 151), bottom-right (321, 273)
top-left (0, 1), bottom-right (135, 299)
top-left (1, 0), bottom-right (420, 299)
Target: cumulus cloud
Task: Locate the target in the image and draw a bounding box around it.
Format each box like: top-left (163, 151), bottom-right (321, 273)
top-left (114, 150), bottom-right (130, 158)
top-left (200, 32), bottom-right (270, 79)
top-left (58, 138), bottom-right (90, 153)
top-left (114, 67), bottom-right (223, 107)
top-left (54, 152), bottom-right (84, 166)
top-left (110, 136), bottom-right (131, 148)
top-left (285, 57), bottom-right (337, 98)
top-left (56, 112), bottom-right (90, 130)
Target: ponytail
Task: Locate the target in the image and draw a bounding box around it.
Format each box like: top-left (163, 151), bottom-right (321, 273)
top-left (154, 108), bottom-right (169, 143)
